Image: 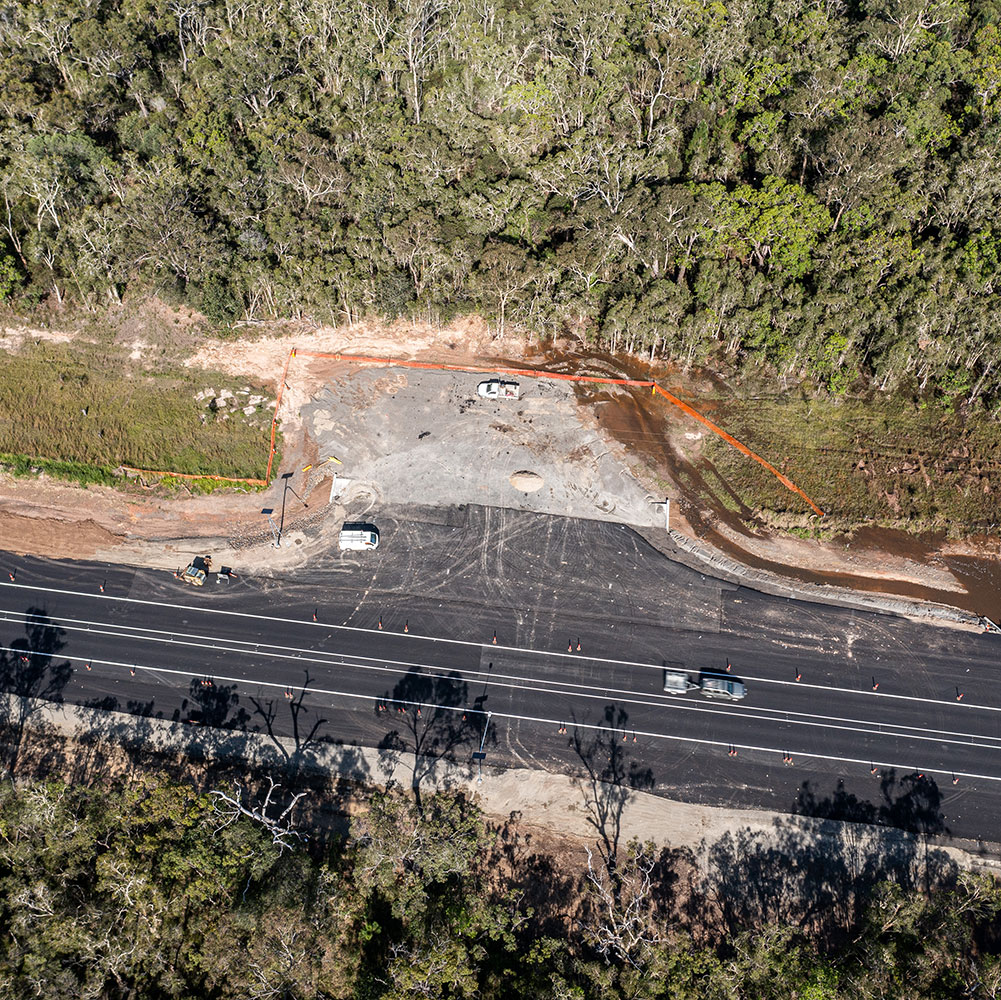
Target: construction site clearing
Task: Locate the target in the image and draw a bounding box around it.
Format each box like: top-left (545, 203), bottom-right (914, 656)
top-left (0, 319), bottom-right (998, 623)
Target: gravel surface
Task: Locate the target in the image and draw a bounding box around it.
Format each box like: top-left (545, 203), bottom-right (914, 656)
top-left (302, 366), bottom-right (660, 527)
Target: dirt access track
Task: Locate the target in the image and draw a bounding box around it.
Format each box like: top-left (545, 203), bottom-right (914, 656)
top-left (0, 316), bottom-right (996, 625)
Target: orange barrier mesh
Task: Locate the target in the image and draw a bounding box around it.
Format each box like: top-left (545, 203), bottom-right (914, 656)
top-left (293, 349), bottom-right (824, 516)
top-left (121, 466), bottom-right (266, 486)
top-left (651, 385), bottom-right (824, 517)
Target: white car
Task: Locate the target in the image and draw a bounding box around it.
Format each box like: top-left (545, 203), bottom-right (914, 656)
top-left (477, 379), bottom-right (520, 400)
top-left (338, 523), bottom-right (380, 551)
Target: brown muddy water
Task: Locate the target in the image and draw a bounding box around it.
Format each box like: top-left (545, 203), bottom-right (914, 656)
top-left (493, 344), bottom-right (1001, 619)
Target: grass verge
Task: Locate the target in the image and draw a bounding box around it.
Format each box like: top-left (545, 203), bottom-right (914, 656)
top-left (0, 343), bottom-right (274, 485)
top-left (700, 394), bottom-right (1001, 537)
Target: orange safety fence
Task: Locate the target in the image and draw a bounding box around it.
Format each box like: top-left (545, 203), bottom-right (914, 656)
top-left (290, 349), bottom-right (824, 516)
top-left (121, 466), bottom-right (266, 486)
top-left (650, 385), bottom-right (824, 517)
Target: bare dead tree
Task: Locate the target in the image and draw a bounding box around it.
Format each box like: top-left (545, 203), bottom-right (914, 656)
top-left (210, 776), bottom-right (307, 853)
top-left (583, 842), bottom-right (667, 969)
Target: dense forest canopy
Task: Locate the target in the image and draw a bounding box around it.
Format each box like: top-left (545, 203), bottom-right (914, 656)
top-left (3, 776), bottom-right (1001, 999)
top-left (1, 0), bottom-right (1001, 407)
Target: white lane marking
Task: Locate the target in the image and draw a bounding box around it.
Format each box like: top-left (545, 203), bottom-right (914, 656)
top-left (0, 582), bottom-right (665, 666)
top-left (1, 598), bottom-right (996, 716)
top-left (47, 649), bottom-right (1001, 786)
top-left (5, 610), bottom-right (999, 744)
top-left (10, 638), bottom-right (1001, 756)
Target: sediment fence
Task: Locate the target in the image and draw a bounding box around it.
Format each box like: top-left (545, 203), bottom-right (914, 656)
top-left (289, 350), bottom-right (824, 517)
top-left (118, 346), bottom-right (824, 517)
top-left (119, 467), bottom-right (266, 487)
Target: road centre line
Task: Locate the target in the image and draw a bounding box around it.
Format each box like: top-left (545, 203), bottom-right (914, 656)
top-left (4, 638), bottom-right (1000, 757)
top-left (35, 612), bottom-right (1001, 740)
top-left (4, 609), bottom-right (997, 735)
top-left (12, 645), bottom-right (1001, 786)
top-left (2, 602), bottom-right (998, 727)
top-left (2, 588), bottom-right (994, 713)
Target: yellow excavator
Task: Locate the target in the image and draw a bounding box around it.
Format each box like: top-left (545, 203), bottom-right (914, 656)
top-left (178, 555), bottom-right (212, 586)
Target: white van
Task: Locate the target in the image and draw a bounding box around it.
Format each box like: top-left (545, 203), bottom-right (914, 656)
top-left (699, 674), bottom-right (746, 701)
top-left (663, 667), bottom-right (697, 695)
top-left (338, 523), bottom-right (380, 551)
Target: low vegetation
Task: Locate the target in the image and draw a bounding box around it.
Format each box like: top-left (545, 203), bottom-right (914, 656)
top-left (0, 341), bottom-right (274, 484)
top-left (697, 392), bottom-right (1001, 535)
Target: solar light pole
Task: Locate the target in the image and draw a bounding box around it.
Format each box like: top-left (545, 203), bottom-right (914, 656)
top-left (261, 508), bottom-right (280, 547)
top-left (472, 711), bottom-right (492, 784)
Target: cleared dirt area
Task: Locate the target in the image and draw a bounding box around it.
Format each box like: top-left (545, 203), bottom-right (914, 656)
top-left (0, 312), bottom-right (998, 619)
top-left (300, 361), bottom-right (659, 526)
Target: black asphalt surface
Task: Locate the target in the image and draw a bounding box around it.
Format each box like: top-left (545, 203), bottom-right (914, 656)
top-left (1, 504), bottom-right (999, 842)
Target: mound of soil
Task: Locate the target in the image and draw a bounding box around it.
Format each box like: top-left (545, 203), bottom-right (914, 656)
top-left (509, 470), bottom-right (544, 492)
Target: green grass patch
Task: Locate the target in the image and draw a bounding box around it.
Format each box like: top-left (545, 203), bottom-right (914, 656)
top-left (0, 344), bottom-right (273, 483)
top-left (0, 452), bottom-right (119, 487)
top-left (702, 394), bottom-right (1001, 535)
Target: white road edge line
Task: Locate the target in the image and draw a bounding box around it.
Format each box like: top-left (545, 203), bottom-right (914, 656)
top-left (32, 649), bottom-right (1001, 785)
top-left (6, 642), bottom-right (1001, 766)
top-left (2, 613), bottom-right (998, 747)
top-left (0, 592), bottom-right (994, 711)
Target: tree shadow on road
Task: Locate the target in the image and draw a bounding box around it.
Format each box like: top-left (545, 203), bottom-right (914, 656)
top-left (0, 607), bottom-right (73, 777)
top-left (569, 704), bottom-right (654, 878)
top-left (249, 671), bottom-right (329, 781)
top-left (375, 667), bottom-right (481, 812)
top-left (793, 771), bottom-right (948, 838)
top-left (172, 678), bottom-right (251, 730)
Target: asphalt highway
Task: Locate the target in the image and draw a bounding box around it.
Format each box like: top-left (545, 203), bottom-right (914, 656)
top-left (1, 505), bottom-right (999, 841)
